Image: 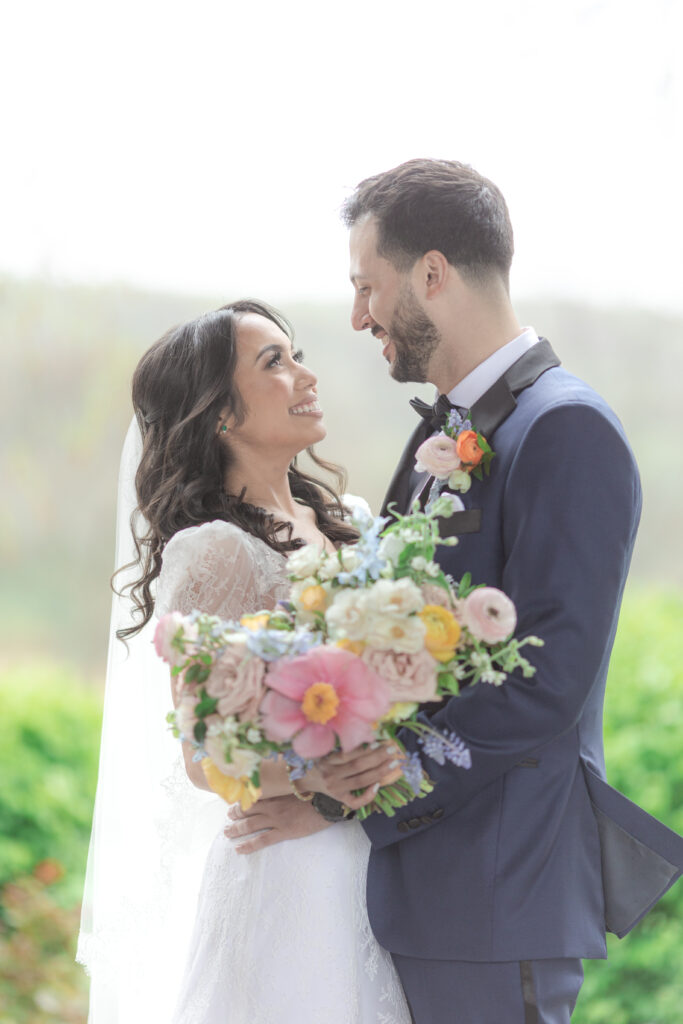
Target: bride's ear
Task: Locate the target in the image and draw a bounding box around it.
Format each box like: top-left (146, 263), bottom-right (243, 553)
top-left (217, 409), bottom-right (235, 436)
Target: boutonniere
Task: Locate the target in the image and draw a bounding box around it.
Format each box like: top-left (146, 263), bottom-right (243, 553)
top-left (414, 409), bottom-right (495, 497)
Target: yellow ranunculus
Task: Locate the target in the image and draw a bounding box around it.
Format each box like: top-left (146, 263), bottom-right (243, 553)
top-left (299, 585), bottom-right (328, 613)
top-left (240, 612), bottom-right (271, 631)
top-left (380, 701), bottom-right (419, 723)
top-left (419, 604), bottom-right (461, 662)
top-left (201, 758), bottom-right (261, 810)
top-left (335, 638), bottom-right (365, 655)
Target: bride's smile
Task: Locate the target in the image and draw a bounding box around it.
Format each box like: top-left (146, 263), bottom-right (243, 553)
top-left (224, 312), bottom-right (327, 456)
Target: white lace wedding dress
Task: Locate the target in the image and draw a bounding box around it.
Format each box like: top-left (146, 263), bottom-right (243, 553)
top-left (156, 519), bottom-right (411, 1024)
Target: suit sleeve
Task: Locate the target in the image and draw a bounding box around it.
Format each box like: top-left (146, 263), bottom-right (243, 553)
top-left (362, 401), bottom-right (642, 850)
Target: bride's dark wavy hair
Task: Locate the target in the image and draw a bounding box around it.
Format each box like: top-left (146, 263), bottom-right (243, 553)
top-left (117, 299), bottom-right (359, 641)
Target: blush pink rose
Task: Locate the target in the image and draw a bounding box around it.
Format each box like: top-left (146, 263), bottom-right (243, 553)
top-left (415, 433), bottom-right (461, 479)
top-left (420, 582), bottom-right (459, 611)
top-left (205, 640), bottom-right (267, 723)
top-left (361, 648), bottom-right (441, 704)
top-left (462, 587), bottom-right (517, 644)
top-left (154, 611), bottom-right (186, 666)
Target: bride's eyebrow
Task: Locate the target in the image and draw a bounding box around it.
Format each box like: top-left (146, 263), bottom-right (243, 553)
top-left (254, 342), bottom-right (294, 364)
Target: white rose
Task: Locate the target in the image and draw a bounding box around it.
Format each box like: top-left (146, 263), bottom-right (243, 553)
top-left (286, 544), bottom-right (323, 579)
top-left (410, 556), bottom-right (428, 571)
top-left (378, 532), bottom-right (404, 566)
top-left (364, 613), bottom-right (426, 654)
top-left (365, 578), bottom-right (424, 616)
top-left (325, 589), bottom-right (369, 641)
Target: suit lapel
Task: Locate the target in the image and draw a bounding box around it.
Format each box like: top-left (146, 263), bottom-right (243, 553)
top-left (381, 419), bottom-right (431, 517)
top-left (382, 340), bottom-right (561, 518)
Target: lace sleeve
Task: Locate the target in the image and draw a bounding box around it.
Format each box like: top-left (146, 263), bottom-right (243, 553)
top-left (156, 520), bottom-right (287, 621)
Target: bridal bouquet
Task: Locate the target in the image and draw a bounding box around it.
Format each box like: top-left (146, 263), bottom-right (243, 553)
top-left (155, 499), bottom-right (542, 817)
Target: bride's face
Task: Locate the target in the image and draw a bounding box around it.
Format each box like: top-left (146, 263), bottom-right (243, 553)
top-left (223, 313), bottom-right (326, 455)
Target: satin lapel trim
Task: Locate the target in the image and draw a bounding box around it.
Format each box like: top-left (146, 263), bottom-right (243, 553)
top-left (470, 339), bottom-right (561, 439)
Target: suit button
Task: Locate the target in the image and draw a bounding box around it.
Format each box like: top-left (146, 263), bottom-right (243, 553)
top-left (420, 815), bottom-right (433, 825)
top-left (432, 808), bottom-right (444, 820)
top-left (398, 821), bottom-right (411, 833)
top-left (407, 818), bottom-right (422, 829)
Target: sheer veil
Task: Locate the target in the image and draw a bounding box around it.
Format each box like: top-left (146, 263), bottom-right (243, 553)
top-left (77, 418), bottom-right (226, 1023)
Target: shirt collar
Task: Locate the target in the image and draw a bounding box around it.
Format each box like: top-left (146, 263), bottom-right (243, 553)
top-left (446, 327), bottom-right (540, 409)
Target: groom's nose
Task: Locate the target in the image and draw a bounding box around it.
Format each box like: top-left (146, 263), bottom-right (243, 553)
top-left (351, 295), bottom-right (372, 332)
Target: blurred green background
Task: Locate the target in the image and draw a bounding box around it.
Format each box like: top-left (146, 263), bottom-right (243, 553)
top-left (1, 276), bottom-right (682, 1022)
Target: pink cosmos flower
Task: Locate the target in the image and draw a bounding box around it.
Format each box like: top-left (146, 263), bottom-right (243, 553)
top-left (415, 433), bottom-right (461, 479)
top-left (462, 587), bottom-right (517, 644)
top-left (361, 648), bottom-right (441, 704)
top-left (260, 646), bottom-right (392, 758)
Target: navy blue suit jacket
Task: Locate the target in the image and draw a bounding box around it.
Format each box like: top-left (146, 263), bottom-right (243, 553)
top-left (361, 346), bottom-right (683, 962)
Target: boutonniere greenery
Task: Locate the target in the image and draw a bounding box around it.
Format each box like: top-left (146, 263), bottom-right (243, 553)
top-left (414, 409), bottom-right (495, 496)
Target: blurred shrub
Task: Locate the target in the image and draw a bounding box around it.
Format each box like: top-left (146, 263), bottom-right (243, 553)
top-left (0, 663), bottom-right (101, 907)
top-left (0, 869), bottom-right (89, 1023)
top-left (574, 589), bottom-right (683, 1023)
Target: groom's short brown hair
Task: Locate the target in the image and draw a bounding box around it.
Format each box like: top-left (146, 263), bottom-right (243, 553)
top-left (342, 158), bottom-right (514, 287)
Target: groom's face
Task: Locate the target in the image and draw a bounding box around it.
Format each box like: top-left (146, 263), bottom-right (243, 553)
top-left (349, 215), bottom-right (440, 383)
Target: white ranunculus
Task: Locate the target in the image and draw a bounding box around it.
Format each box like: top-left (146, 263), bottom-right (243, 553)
top-left (339, 546), bottom-right (361, 571)
top-left (364, 612), bottom-right (426, 654)
top-left (325, 589), bottom-right (369, 641)
top-left (365, 577), bottom-right (424, 617)
top-left (378, 532), bottom-right (404, 566)
top-left (205, 740), bottom-right (260, 779)
top-left (286, 544), bottom-right (323, 579)
top-left (410, 556), bottom-right (428, 571)
top-left (317, 552), bottom-right (341, 581)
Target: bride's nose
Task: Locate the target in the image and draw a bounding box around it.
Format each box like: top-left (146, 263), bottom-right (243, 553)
top-left (297, 362), bottom-right (318, 389)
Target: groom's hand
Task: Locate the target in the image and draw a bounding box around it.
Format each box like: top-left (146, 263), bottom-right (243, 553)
top-left (224, 795), bottom-right (331, 854)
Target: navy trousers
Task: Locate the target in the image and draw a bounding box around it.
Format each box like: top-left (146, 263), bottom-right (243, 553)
top-left (391, 954), bottom-right (584, 1024)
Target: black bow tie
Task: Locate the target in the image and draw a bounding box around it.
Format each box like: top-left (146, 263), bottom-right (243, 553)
top-left (409, 394), bottom-right (466, 432)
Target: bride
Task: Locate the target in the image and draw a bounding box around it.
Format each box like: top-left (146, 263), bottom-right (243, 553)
top-left (78, 299), bottom-right (412, 1023)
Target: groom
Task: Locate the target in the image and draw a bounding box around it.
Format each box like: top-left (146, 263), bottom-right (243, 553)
top-left (226, 159), bottom-right (683, 1022)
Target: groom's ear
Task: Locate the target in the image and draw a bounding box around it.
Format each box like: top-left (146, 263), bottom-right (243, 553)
top-left (416, 249), bottom-right (449, 299)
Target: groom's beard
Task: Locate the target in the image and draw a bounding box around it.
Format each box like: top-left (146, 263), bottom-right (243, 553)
top-left (387, 283), bottom-right (441, 383)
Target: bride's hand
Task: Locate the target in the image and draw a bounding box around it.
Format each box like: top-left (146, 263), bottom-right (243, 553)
top-left (303, 742), bottom-right (403, 810)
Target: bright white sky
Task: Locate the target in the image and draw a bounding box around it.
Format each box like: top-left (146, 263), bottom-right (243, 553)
top-left (2, 0), bottom-right (682, 312)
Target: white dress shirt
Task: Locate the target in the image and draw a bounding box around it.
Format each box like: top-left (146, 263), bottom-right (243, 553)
top-left (445, 327), bottom-right (540, 409)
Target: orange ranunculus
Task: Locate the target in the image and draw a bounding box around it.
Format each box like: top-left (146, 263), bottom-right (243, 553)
top-left (456, 429), bottom-right (484, 467)
top-left (299, 585), bottom-right (328, 613)
top-left (419, 604), bottom-right (462, 662)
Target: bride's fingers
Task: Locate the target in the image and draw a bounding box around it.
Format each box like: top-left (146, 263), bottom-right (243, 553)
top-left (324, 742), bottom-right (397, 768)
top-left (224, 816), bottom-right (268, 839)
top-left (324, 762), bottom-right (402, 796)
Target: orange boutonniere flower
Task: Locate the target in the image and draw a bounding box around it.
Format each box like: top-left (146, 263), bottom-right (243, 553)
top-left (455, 429), bottom-right (484, 468)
